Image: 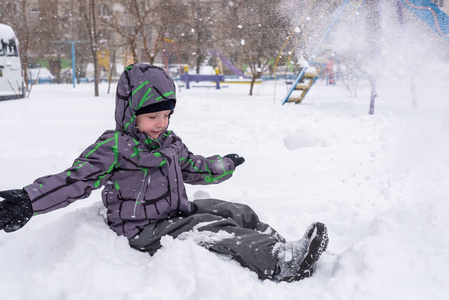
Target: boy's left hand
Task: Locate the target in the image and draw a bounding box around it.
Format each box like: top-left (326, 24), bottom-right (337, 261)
top-left (0, 189), bottom-right (33, 232)
top-left (224, 154), bottom-right (245, 168)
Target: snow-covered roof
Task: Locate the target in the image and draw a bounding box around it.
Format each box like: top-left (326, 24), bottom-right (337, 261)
top-left (0, 24), bottom-right (17, 40)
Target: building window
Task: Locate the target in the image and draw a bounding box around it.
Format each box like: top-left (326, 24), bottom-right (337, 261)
top-left (0, 37), bottom-right (19, 57)
top-left (98, 5), bottom-right (111, 17)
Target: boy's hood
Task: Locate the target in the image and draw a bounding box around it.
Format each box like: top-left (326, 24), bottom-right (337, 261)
top-left (115, 63), bottom-right (176, 141)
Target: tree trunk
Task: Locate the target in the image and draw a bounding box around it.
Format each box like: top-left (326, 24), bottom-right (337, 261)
top-left (130, 41), bottom-right (139, 63)
top-left (249, 76), bottom-right (255, 96)
top-left (369, 76), bottom-right (376, 115)
top-left (107, 50), bottom-right (116, 94)
top-left (91, 0), bottom-right (99, 97)
top-left (22, 55), bottom-right (29, 92)
top-left (366, 0), bottom-right (381, 114)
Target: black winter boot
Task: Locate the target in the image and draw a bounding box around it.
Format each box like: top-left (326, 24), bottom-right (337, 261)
top-left (274, 222), bottom-right (329, 282)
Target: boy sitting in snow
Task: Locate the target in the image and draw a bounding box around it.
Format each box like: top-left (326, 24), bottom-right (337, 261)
top-left (0, 63), bottom-right (328, 282)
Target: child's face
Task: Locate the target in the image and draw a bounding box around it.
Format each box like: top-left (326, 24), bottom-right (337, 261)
top-left (136, 110), bottom-right (171, 139)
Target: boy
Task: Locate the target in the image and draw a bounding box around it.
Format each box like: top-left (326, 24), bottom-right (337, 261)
top-left (0, 63), bottom-right (328, 282)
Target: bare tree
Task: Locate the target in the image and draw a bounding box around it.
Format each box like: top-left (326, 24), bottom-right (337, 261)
top-left (219, 0), bottom-right (289, 95)
top-left (34, 0), bottom-right (65, 83)
top-left (3, 0), bottom-right (402, 102)
top-left (184, 0), bottom-right (221, 74)
top-left (78, 0), bottom-right (100, 96)
top-left (98, 0), bottom-right (149, 64)
top-left (99, 0), bottom-right (186, 69)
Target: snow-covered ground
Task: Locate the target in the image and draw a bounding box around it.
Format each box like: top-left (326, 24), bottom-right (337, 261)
top-left (1, 73), bottom-right (449, 299)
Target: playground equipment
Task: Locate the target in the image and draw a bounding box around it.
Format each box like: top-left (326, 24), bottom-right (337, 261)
top-left (398, 0), bottom-right (449, 43)
top-left (281, 0), bottom-right (352, 105)
top-left (160, 38), bottom-right (183, 76)
top-left (284, 65), bottom-right (322, 103)
top-left (210, 51), bottom-right (249, 79)
top-left (149, 38), bottom-right (184, 77)
top-left (180, 66), bottom-right (225, 89)
top-left (188, 51), bottom-right (258, 85)
top-left (278, 0), bottom-right (449, 114)
top-left (277, 0), bottom-right (352, 81)
top-left (208, 51), bottom-right (261, 84)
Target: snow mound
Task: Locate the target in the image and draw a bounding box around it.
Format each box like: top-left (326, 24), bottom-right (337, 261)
top-left (283, 127), bottom-right (323, 150)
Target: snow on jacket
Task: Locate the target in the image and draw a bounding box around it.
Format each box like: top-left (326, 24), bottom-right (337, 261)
top-left (24, 64), bottom-right (235, 238)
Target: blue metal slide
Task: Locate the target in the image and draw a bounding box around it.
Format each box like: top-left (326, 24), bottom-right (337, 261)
top-left (399, 0), bottom-right (449, 43)
top-left (282, 0), bottom-right (351, 105)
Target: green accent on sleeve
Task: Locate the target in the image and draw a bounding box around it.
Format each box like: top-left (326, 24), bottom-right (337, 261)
top-left (107, 134), bottom-right (120, 174)
top-left (67, 133), bottom-right (120, 189)
top-left (114, 181), bottom-right (120, 190)
top-left (159, 160), bottom-right (167, 167)
top-left (183, 158), bottom-right (201, 172)
top-left (72, 161), bottom-right (89, 172)
top-left (85, 137), bottom-right (116, 158)
top-left (94, 179), bottom-right (101, 188)
top-left (218, 157), bottom-right (231, 174)
top-left (180, 156), bottom-right (234, 183)
top-left (129, 138), bottom-right (142, 159)
top-left (130, 146), bottom-right (142, 158)
top-left (94, 172), bottom-right (114, 189)
top-left (204, 170), bottom-right (234, 183)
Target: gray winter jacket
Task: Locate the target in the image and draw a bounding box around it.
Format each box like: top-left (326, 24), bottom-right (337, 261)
top-left (24, 64), bottom-right (235, 238)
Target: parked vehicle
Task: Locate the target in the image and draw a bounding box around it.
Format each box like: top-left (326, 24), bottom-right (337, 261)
top-left (28, 67), bottom-right (55, 84)
top-left (0, 24), bottom-right (25, 100)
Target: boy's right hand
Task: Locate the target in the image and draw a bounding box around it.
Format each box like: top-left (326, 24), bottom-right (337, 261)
top-left (0, 189), bottom-right (33, 232)
top-left (224, 154), bottom-right (245, 168)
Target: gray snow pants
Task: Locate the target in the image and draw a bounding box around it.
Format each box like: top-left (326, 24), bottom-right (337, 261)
top-left (128, 199), bottom-right (286, 280)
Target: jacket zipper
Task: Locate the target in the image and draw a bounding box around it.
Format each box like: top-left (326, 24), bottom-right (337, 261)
top-left (131, 171), bottom-right (149, 218)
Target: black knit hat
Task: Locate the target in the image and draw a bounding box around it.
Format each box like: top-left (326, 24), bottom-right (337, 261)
top-left (136, 99), bottom-right (176, 116)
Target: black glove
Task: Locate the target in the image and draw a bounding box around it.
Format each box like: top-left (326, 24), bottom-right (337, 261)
top-left (0, 189), bottom-right (33, 233)
top-left (224, 154), bottom-right (245, 168)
